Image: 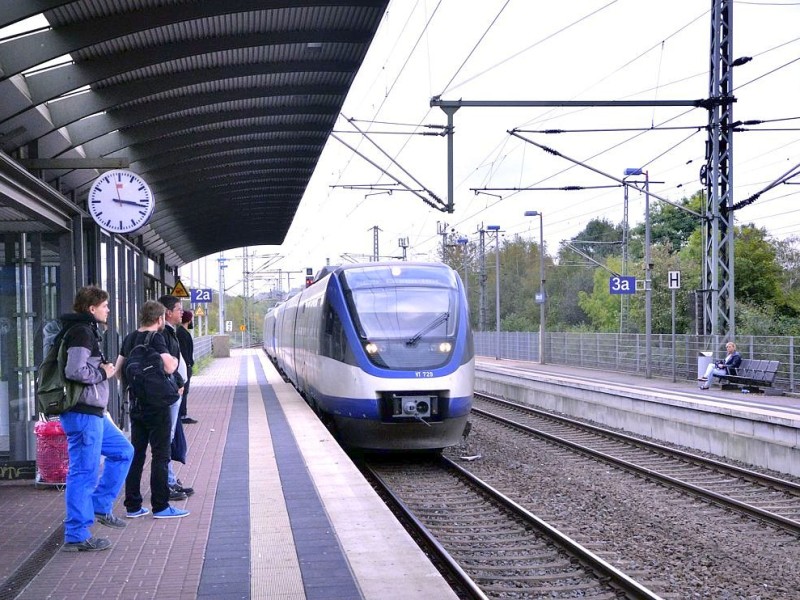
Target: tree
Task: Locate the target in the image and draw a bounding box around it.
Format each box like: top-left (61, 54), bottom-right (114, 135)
top-left (577, 256), bottom-right (622, 332)
top-left (630, 190), bottom-right (704, 253)
top-left (569, 218), bottom-right (622, 261)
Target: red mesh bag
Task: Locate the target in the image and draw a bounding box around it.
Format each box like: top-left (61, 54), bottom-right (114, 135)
top-left (35, 420), bottom-right (69, 484)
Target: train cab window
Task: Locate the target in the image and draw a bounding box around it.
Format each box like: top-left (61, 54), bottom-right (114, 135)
top-left (339, 265), bottom-right (460, 370)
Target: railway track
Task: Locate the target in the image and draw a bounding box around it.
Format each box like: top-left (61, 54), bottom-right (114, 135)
top-left (473, 393), bottom-right (800, 534)
top-left (364, 456), bottom-right (662, 599)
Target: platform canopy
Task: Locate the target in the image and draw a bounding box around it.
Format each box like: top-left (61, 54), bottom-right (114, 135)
top-left (0, 0), bottom-right (388, 265)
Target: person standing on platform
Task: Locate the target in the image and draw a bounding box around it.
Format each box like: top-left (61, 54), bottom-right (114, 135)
top-left (177, 309), bottom-right (197, 425)
top-left (60, 286), bottom-right (134, 551)
top-left (158, 294), bottom-right (195, 499)
top-left (116, 300), bottom-right (189, 519)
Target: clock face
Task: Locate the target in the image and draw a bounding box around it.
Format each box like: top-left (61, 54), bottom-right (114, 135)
top-left (87, 169), bottom-right (155, 234)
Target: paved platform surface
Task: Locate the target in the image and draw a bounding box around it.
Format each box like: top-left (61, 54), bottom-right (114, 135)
top-left (0, 349), bottom-right (456, 600)
top-left (477, 356), bottom-right (800, 412)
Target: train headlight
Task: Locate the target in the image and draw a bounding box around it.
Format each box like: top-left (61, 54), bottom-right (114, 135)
top-left (438, 342), bottom-right (452, 353)
top-left (365, 342), bottom-right (379, 354)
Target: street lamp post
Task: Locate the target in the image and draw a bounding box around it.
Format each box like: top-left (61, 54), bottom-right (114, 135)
top-left (487, 225), bottom-right (501, 360)
top-left (524, 210), bottom-right (546, 364)
top-left (624, 168), bottom-right (652, 378)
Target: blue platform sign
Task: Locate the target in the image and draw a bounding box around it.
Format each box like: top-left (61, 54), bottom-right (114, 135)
top-left (191, 288), bottom-right (213, 303)
top-left (609, 276), bottom-right (636, 295)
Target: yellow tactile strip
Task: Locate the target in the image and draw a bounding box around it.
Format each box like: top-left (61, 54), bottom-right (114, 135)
top-left (247, 357), bottom-right (305, 599)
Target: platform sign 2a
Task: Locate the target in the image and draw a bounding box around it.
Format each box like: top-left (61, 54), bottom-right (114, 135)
top-left (191, 288), bottom-right (213, 303)
top-left (609, 276), bottom-right (636, 295)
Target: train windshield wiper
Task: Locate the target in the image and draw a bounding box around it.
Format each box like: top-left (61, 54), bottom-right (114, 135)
top-left (406, 312), bottom-right (449, 346)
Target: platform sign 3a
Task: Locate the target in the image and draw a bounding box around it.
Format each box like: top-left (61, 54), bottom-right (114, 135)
top-left (191, 288), bottom-right (213, 303)
top-left (609, 276), bottom-right (636, 295)
top-left (170, 280), bottom-right (190, 298)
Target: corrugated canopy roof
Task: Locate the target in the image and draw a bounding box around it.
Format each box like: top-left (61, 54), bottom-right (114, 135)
top-left (0, 0), bottom-right (388, 265)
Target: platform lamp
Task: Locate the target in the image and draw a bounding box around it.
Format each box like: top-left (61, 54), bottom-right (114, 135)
top-left (456, 236), bottom-right (469, 307)
top-left (487, 225), bottom-right (501, 360)
top-left (524, 211), bottom-right (546, 364)
top-left (624, 167), bottom-right (652, 378)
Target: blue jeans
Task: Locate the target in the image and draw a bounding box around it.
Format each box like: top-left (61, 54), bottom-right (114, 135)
top-left (60, 412), bottom-right (134, 543)
top-left (703, 363), bottom-right (728, 380)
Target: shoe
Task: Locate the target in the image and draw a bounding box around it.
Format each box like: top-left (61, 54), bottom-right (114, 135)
top-left (172, 479), bottom-right (195, 496)
top-left (169, 489), bottom-right (188, 501)
top-left (95, 512), bottom-right (127, 529)
top-left (62, 536), bottom-right (111, 552)
top-left (697, 377), bottom-right (707, 381)
top-left (181, 416), bottom-right (198, 424)
top-left (699, 385), bottom-right (709, 390)
top-left (153, 506), bottom-right (190, 519)
top-left (126, 507), bottom-right (151, 518)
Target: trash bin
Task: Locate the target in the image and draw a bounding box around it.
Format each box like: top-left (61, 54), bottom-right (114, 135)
top-left (697, 351), bottom-right (714, 379)
top-left (35, 419), bottom-right (68, 486)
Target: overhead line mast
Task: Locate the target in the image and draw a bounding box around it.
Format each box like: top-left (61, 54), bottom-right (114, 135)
top-left (431, 0), bottom-right (736, 344)
top-left (704, 0), bottom-right (735, 342)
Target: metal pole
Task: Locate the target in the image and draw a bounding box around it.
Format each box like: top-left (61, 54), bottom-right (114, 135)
top-left (463, 252), bottom-right (469, 304)
top-left (217, 253), bottom-right (226, 335)
top-left (645, 171), bottom-right (652, 378)
top-left (495, 230), bottom-right (501, 360)
top-left (524, 211), bottom-right (547, 364)
top-left (671, 289), bottom-right (676, 382)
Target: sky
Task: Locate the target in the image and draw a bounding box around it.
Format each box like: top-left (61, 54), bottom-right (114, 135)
top-left (182, 0), bottom-right (800, 296)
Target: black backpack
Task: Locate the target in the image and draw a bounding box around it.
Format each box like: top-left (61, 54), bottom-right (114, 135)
top-left (124, 331), bottom-right (179, 411)
top-left (35, 322), bottom-right (91, 416)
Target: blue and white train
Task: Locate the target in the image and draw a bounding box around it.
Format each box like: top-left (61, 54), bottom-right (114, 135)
top-left (263, 262), bottom-right (474, 451)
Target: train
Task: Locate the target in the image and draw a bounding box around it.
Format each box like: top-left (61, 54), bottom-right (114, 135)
top-left (263, 261), bottom-right (474, 451)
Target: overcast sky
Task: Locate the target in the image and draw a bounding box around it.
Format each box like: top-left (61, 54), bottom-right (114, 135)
top-left (188, 0), bottom-right (800, 295)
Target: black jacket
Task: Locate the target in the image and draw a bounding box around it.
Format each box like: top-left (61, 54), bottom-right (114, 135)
top-left (176, 325), bottom-right (194, 378)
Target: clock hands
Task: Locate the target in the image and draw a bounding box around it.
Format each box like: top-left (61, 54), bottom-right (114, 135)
top-left (111, 198), bottom-right (150, 207)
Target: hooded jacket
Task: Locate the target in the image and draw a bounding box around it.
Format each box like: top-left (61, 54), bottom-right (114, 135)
top-left (59, 312), bottom-right (109, 416)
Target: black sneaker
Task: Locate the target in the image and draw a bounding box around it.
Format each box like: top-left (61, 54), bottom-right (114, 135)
top-left (181, 416), bottom-right (198, 424)
top-left (62, 537), bottom-right (111, 552)
top-left (95, 512), bottom-right (127, 529)
top-left (171, 480), bottom-right (195, 496)
top-left (169, 489), bottom-right (188, 501)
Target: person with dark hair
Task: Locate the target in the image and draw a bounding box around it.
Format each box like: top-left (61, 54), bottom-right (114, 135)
top-left (177, 309), bottom-right (197, 425)
top-left (115, 300), bottom-right (189, 519)
top-left (60, 286), bottom-right (134, 552)
top-left (157, 294), bottom-right (194, 498)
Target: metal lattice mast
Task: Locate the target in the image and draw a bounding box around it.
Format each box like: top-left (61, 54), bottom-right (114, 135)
top-left (370, 225), bottom-right (381, 261)
top-left (703, 0), bottom-right (735, 340)
top-left (242, 247), bottom-right (250, 344)
top-left (620, 185), bottom-right (630, 333)
top-left (478, 225), bottom-right (487, 332)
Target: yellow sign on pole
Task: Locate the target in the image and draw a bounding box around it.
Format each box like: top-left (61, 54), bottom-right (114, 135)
top-left (239, 324), bottom-right (246, 332)
top-left (171, 280), bottom-right (190, 298)
top-left (194, 306), bottom-right (206, 317)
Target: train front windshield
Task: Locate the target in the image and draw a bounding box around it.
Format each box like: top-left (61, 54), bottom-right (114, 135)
top-left (341, 265), bottom-right (460, 369)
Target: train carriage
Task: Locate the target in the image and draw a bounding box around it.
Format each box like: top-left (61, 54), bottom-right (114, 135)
top-left (265, 262), bottom-right (474, 450)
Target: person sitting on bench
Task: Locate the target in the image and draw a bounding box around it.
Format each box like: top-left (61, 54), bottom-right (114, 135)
top-left (699, 341), bottom-right (742, 389)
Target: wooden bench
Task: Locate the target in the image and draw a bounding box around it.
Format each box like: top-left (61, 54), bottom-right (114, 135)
top-left (716, 359), bottom-right (782, 395)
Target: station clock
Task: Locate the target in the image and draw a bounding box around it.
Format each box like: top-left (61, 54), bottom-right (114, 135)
top-left (87, 169), bottom-right (154, 234)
